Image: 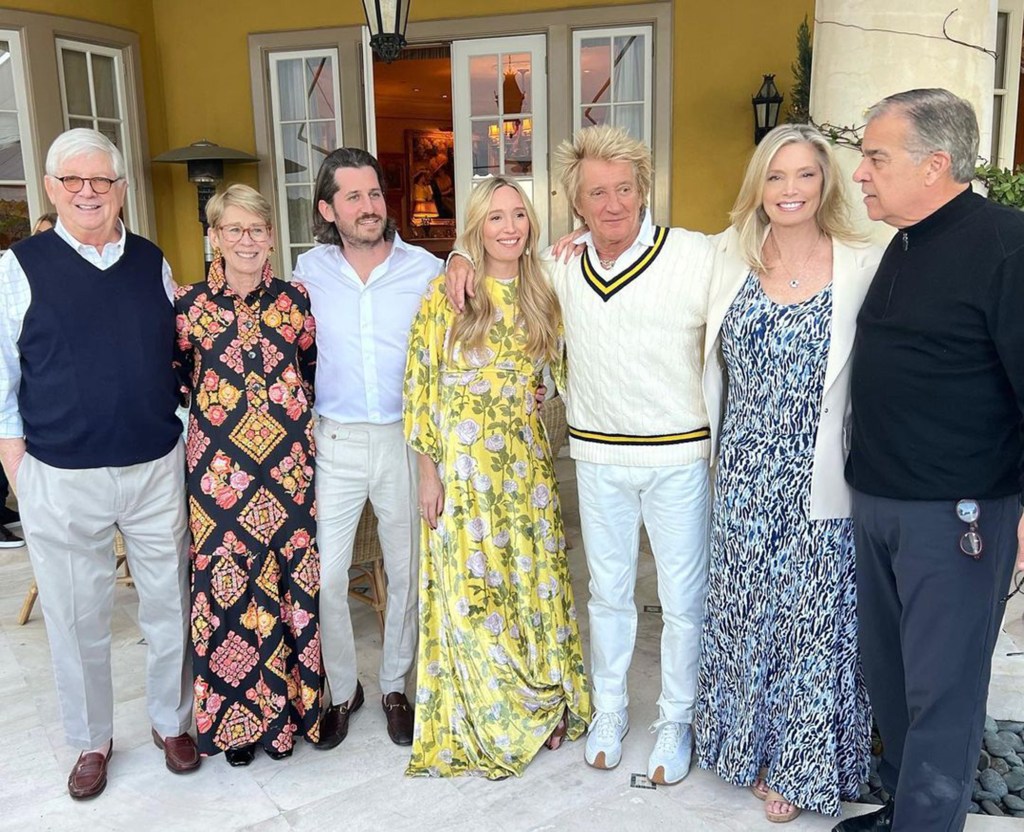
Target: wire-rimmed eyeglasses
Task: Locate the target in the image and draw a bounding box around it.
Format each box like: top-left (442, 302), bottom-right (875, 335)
top-left (52, 175), bottom-right (122, 194)
top-left (956, 499), bottom-right (983, 559)
top-left (1000, 571), bottom-right (1024, 607)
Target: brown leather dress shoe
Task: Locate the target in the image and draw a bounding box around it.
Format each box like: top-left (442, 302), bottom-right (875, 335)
top-left (316, 680), bottom-right (364, 750)
top-left (68, 743), bottom-right (112, 800)
top-left (151, 729), bottom-right (201, 773)
top-left (382, 691), bottom-right (414, 746)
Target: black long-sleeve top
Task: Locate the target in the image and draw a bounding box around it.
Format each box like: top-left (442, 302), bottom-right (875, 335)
top-left (846, 187), bottom-right (1024, 500)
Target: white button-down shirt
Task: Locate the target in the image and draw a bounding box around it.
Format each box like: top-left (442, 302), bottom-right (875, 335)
top-left (293, 235), bottom-right (442, 425)
top-left (0, 220), bottom-right (175, 438)
top-left (577, 208), bottom-right (656, 273)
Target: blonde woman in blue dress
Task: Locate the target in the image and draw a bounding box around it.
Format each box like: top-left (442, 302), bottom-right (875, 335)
top-left (403, 177), bottom-right (591, 778)
top-left (698, 125), bottom-right (880, 823)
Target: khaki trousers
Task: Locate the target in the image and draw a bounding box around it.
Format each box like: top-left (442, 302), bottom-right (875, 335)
top-left (18, 441), bottom-right (192, 749)
top-left (315, 418), bottom-right (419, 704)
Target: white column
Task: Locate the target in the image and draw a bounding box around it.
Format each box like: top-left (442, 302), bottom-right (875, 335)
top-left (810, 1), bottom-right (997, 242)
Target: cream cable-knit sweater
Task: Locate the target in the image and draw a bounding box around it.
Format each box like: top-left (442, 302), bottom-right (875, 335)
top-left (546, 226), bottom-right (715, 467)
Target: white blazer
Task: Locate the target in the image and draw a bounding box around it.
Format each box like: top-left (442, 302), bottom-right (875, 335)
top-left (702, 227), bottom-right (882, 520)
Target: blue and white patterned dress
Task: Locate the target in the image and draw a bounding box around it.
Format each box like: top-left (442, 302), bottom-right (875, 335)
top-left (695, 273), bottom-right (871, 816)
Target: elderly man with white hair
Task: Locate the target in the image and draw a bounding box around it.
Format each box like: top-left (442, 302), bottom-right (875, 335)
top-left (0, 128), bottom-right (198, 800)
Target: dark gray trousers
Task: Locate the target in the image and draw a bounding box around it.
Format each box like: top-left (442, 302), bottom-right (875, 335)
top-left (853, 490), bottom-right (1018, 832)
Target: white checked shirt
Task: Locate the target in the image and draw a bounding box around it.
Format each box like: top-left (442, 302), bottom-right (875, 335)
top-left (0, 220), bottom-right (175, 438)
top-left (293, 235), bottom-right (442, 425)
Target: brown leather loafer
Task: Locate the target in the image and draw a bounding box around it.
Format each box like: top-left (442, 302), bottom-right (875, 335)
top-left (68, 743), bottom-right (112, 800)
top-left (382, 691), bottom-right (414, 746)
top-left (152, 729), bottom-right (201, 773)
top-left (316, 680), bottom-right (364, 750)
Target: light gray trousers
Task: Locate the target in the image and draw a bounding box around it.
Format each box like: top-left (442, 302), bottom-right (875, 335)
top-left (315, 419), bottom-right (419, 705)
top-left (19, 441), bottom-right (192, 749)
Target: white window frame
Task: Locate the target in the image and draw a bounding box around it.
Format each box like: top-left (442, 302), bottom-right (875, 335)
top-left (0, 28), bottom-right (40, 247)
top-left (572, 25), bottom-right (654, 147)
top-left (55, 38), bottom-right (138, 231)
top-left (451, 35), bottom-right (548, 242)
top-left (994, 3), bottom-right (1024, 168)
top-left (267, 48), bottom-right (343, 279)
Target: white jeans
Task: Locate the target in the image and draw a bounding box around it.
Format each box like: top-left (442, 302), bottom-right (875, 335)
top-left (576, 458), bottom-right (709, 723)
top-left (315, 418), bottom-right (419, 704)
top-left (18, 441), bottom-right (192, 749)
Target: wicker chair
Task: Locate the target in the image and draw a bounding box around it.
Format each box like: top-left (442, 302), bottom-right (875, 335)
top-left (19, 529), bottom-right (131, 625)
top-left (542, 393), bottom-right (568, 457)
top-left (348, 502), bottom-right (387, 636)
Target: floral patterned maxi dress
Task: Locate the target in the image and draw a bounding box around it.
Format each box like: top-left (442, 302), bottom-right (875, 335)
top-left (403, 275), bottom-right (591, 778)
top-left (694, 274), bottom-right (871, 815)
top-left (174, 258), bottom-right (323, 756)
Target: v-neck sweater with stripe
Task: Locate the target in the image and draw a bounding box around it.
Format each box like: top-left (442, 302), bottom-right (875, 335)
top-left (546, 225), bottom-right (715, 467)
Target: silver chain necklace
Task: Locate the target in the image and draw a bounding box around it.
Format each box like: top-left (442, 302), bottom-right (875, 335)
top-left (769, 230), bottom-right (820, 288)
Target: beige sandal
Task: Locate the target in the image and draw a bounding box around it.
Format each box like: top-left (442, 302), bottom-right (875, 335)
top-left (751, 768), bottom-right (770, 801)
top-left (764, 789), bottom-right (802, 824)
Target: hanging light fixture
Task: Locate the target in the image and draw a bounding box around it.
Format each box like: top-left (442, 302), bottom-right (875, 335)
top-left (752, 74), bottom-right (784, 144)
top-left (362, 0), bottom-right (411, 64)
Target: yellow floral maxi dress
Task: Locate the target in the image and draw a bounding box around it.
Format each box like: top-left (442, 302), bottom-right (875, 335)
top-left (403, 275), bottom-right (591, 779)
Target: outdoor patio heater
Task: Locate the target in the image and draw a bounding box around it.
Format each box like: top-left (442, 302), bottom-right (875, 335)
top-left (152, 140), bottom-right (258, 275)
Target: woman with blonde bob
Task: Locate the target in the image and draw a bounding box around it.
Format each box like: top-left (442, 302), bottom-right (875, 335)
top-left (403, 176), bottom-right (591, 779)
top-left (696, 125), bottom-right (880, 822)
top-left (175, 184), bottom-right (321, 766)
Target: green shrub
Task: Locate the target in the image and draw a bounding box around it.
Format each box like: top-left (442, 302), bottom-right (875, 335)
top-left (975, 163), bottom-right (1024, 209)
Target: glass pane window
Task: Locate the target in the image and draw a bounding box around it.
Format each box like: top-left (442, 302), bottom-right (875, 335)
top-left (56, 40), bottom-right (136, 231)
top-left (467, 51), bottom-right (535, 179)
top-left (0, 34), bottom-right (37, 251)
top-left (573, 26), bottom-right (653, 145)
top-left (269, 49), bottom-right (343, 279)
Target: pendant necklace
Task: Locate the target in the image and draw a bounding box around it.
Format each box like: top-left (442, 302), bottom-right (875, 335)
top-left (770, 230), bottom-right (819, 288)
top-left (597, 252), bottom-right (617, 270)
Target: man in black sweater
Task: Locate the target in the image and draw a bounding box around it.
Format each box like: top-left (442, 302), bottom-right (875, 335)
top-left (834, 89), bottom-right (1024, 832)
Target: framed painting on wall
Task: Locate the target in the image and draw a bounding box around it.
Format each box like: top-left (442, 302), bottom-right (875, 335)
top-left (380, 152), bottom-right (405, 193)
top-left (405, 129), bottom-right (456, 239)
top-left (379, 151), bottom-right (406, 235)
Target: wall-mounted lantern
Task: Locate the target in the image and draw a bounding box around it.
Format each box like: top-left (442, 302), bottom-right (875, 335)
top-left (752, 74), bottom-right (784, 144)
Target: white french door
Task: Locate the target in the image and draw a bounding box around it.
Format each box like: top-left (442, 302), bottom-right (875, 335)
top-left (451, 35), bottom-right (548, 245)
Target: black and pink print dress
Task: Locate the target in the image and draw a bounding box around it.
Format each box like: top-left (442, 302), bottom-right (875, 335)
top-left (174, 257), bottom-right (322, 756)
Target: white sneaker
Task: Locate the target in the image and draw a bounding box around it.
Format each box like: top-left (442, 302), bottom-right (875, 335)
top-left (585, 710), bottom-right (629, 769)
top-left (647, 720), bottom-right (692, 784)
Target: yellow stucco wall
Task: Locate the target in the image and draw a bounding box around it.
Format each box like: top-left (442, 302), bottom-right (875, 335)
top-left (2, 0), bottom-right (172, 244)
top-left (7, 0), bottom-right (813, 275)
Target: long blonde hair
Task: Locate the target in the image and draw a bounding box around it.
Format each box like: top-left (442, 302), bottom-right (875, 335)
top-left (450, 177), bottom-right (561, 362)
top-left (730, 124), bottom-right (864, 272)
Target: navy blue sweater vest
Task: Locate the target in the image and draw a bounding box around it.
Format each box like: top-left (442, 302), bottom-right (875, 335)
top-left (13, 230), bottom-right (181, 468)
